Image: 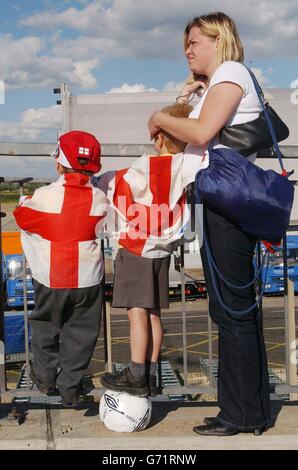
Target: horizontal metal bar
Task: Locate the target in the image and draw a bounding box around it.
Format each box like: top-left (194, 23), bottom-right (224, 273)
top-left (0, 142), bottom-right (297, 158)
top-left (3, 384), bottom-right (298, 401)
top-left (275, 385), bottom-right (298, 393)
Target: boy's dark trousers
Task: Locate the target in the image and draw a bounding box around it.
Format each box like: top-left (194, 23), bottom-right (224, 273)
top-left (29, 280), bottom-right (103, 400)
top-left (200, 203), bottom-right (271, 430)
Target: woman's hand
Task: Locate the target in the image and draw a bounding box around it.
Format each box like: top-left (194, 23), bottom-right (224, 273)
top-left (178, 78), bottom-right (208, 103)
top-left (148, 110), bottom-right (163, 140)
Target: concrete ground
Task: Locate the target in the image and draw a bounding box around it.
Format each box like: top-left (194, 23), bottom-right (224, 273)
top-left (0, 399), bottom-right (297, 450)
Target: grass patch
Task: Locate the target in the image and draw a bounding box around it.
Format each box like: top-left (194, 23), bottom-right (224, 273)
top-left (1, 193), bottom-right (19, 203)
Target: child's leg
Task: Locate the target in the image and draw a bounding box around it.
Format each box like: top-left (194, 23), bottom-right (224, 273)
top-left (30, 321), bottom-right (60, 388)
top-left (127, 307), bottom-right (149, 364)
top-left (56, 283), bottom-right (103, 402)
top-left (127, 307), bottom-right (149, 381)
top-left (29, 280), bottom-right (61, 389)
top-left (100, 306), bottom-right (149, 396)
top-left (146, 310), bottom-right (163, 395)
top-left (147, 309), bottom-right (163, 363)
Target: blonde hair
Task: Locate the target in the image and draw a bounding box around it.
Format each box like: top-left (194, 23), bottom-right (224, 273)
top-left (159, 102), bottom-right (193, 154)
top-left (184, 11), bottom-right (244, 79)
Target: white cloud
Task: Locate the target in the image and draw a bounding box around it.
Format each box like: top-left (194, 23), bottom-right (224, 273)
top-left (20, 2), bottom-right (104, 31)
top-left (106, 83), bottom-right (158, 93)
top-left (73, 59), bottom-right (99, 88)
top-left (0, 34), bottom-right (99, 89)
top-left (0, 34), bottom-right (43, 84)
top-left (50, 35), bottom-right (115, 61)
top-left (19, 0), bottom-right (298, 61)
top-left (22, 105), bottom-right (62, 129)
top-left (3, 0), bottom-right (297, 92)
top-left (0, 105), bottom-right (61, 141)
top-left (106, 80), bottom-right (188, 94)
top-left (162, 81), bottom-right (185, 92)
top-left (251, 67), bottom-right (279, 90)
top-left (251, 67), bottom-right (269, 87)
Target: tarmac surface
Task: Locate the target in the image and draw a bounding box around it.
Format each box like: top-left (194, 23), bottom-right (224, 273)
top-left (0, 399), bottom-right (298, 450)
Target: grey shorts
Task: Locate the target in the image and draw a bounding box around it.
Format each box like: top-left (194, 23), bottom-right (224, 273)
top-left (112, 248), bottom-right (171, 309)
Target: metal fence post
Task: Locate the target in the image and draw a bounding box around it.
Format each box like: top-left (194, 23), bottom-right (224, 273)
top-left (285, 279), bottom-right (298, 400)
top-left (283, 233), bottom-right (289, 384)
top-left (0, 206), bottom-right (7, 397)
top-left (22, 255), bottom-right (31, 389)
top-left (101, 240), bottom-right (112, 373)
top-left (105, 302), bottom-right (113, 373)
top-left (179, 245), bottom-right (189, 387)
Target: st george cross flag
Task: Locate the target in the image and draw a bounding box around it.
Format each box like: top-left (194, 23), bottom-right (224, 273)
top-left (13, 173), bottom-right (108, 288)
top-left (92, 152), bottom-right (204, 258)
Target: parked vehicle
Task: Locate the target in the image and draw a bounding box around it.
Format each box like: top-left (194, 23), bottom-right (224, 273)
top-left (169, 280), bottom-right (206, 301)
top-left (4, 254), bottom-right (34, 308)
top-left (261, 235), bottom-right (298, 294)
top-left (1, 231), bottom-right (34, 308)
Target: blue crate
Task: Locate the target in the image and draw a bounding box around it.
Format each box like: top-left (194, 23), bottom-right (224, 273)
top-left (4, 312), bottom-right (31, 355)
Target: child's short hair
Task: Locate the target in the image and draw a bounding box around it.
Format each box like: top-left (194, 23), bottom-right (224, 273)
top-left (59, 166), bottom-right (95, 177)
top-left (159, 102), bottom-right (193, 154)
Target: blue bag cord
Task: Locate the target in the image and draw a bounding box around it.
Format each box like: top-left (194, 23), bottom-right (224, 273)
top-left (205, 233), bottom-right (268, 289)
top-left (196, 66), bottom-right (289, 316)
top-left (205, 234), bottom-right (270, 317)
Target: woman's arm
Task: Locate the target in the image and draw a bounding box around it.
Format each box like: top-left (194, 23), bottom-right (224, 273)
top-left (148, 82), bottom-right (243, 146)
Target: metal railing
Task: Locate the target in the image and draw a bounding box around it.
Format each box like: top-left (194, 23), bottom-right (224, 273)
top-left (1, 232), bottom-right (297, 402)
top-left (0, 177), bottom-right (297, 402)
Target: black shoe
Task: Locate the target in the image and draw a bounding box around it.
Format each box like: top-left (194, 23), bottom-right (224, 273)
top-left (30, 369), bottom-right (57, 395)
top-left (194, 421), bottom-right (267, 436)
top-left (148, 375), bottom-right (162, 396)
top-left (101, 367), bottom-right (149, 396)
top-left (203, 416), bottom-right (217, 425)
top-left (193, 421), bottom-right (239, 436)
top-left (61, 395), bottom-right (79, 408)
top-left (253, 426), bottom-right (268, 436)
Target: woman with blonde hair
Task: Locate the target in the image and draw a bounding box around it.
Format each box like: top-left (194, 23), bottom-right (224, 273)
top-left (148, 11), bottom-right (271, 436)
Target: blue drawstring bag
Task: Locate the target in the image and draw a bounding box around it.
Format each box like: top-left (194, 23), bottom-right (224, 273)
top-left (195, 144), bottom-right (294, 243)
top-left (195, 69), bottom-right (294, 244)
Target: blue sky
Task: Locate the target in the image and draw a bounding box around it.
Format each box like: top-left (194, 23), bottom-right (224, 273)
top-left (0, 0), bottom-right (297, 143)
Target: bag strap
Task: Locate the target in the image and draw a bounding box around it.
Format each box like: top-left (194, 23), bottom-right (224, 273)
top-left (246, 67), bottom-right (286, 173)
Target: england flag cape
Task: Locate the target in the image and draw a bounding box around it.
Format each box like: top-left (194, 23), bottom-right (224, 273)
top-left (93, 152), bottom-right (205, 258)
top-left (13, 173), bottom-right (108, 288)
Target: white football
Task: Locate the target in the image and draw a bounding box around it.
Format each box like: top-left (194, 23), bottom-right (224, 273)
top-left (99, 390), bottom-right (152, 432)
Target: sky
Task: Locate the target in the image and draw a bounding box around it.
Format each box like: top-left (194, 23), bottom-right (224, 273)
top-left (0, 0), bottom-right (297, 145)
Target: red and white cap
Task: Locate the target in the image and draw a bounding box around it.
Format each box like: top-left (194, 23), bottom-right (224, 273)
top-left (52, 130), bottom-right (101, 173)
